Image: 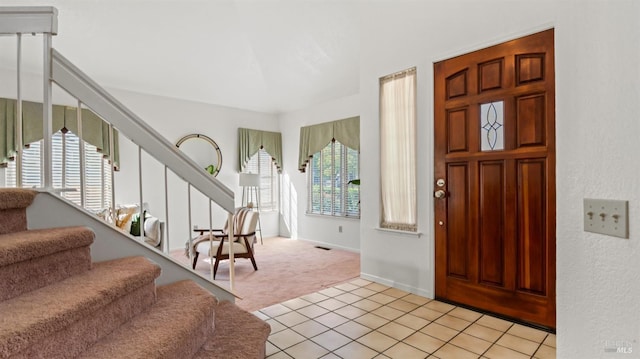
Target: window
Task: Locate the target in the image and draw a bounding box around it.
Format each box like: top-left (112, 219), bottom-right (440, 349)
top-left (380, 67), bottom-right (417, 231)
top-left (307, 140), bottom-right (359, 217)
top-left (5, 130), bottom-right (112, 211)
top-left (243, 148), bottom-right (279, 211)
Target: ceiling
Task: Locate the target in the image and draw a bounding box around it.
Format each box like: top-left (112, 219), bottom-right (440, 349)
top-left (0, 0), bottom-right (361, 114)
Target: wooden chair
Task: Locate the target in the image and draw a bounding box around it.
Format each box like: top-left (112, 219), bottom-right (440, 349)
top-left (190, 208), bottom-right (259, 279)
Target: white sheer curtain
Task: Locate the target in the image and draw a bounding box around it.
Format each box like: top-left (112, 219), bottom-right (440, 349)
top-left (380, 68), bottom-right (417, 231)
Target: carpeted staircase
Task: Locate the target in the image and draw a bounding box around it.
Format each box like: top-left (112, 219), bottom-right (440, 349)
top-left (0, 188), bottom-right (270, 359)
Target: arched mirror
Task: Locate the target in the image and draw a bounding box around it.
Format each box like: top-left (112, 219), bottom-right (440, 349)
top-left (176, 133), bottom-right (223, 177)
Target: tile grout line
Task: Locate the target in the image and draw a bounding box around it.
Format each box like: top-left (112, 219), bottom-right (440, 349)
top-left (265, 278), bottom-right (554, 359)
top-left (530, 333), bottom-right (550, 359)
top-left (267, 279), bottom-right (382, 358)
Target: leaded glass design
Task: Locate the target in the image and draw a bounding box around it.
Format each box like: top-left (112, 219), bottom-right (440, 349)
top-left (480, 101), bottom-right (504, 151)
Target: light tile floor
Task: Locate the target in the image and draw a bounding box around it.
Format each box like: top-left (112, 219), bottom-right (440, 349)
top-left (253, 278), bottom-right (556, 359)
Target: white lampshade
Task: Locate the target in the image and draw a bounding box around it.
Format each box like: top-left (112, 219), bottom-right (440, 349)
top-left (239, 173), bottom-right (260, 187)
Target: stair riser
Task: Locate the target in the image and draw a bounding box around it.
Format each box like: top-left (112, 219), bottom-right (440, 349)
top-left (161, 310), bottom-right (216, 359)
top-left (76, 281), bottom-right (217, 359)
top-left (0, 208), bottom-right (26, 235)
top-left (9, 282), bottom-right (157, 359)
top-left (0, 247), bottom-right (91, 301)
top-left (193, 301), bottom-right (271, 359)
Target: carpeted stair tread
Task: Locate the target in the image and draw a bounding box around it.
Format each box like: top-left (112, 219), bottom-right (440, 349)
top-left (77, 280), bottom-right (217, 359)
top-left (193, 300), bottom-right (271, 359)
top-left (0, 188), bottom-right (37, 210)
top-left (0, 226), bottom-right (94, 267)
top-left (0, 256), bottom-right (161, 357)
top-left (0, 189), bottom-right (39, 235)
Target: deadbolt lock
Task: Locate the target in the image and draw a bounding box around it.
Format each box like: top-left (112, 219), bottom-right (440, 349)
top-left (436, 178), bottom-right (445, 187)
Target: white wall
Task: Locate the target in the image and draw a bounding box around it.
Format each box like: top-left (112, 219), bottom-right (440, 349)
top-left (278, 93), bottom-right (361, 252)
top-left (554, 2), bottom-right (640, 356)
top-left (3, 2), bottom-right (640, 356)
top-left (357, 0), bottom-right (561, 299)
top-left (0, 65), bottom-right (282, 248)
top-left (109, 89), bottom-right (281, 249)
top-left (353, 1), bottom-right (640, 358)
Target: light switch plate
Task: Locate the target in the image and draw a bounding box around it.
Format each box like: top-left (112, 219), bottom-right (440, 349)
top-left (583, 198), bottom-right (629, 238)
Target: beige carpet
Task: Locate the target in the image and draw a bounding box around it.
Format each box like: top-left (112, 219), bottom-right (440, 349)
top-left (1, 188), bottom-right (270, 357)
top-left (172, 237), bottom-right (360, 312)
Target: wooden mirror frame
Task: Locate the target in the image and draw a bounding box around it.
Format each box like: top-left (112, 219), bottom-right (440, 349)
top-left (175, 133), bottom-right (223, 177)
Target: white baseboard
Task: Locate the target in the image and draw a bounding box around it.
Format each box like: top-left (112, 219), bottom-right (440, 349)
top-left (360, 272), bottom-right (433, 299)
top-left (296, 237), bottom-right (360, 254)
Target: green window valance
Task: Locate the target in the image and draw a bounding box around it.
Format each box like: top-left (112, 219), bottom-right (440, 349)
top-left (0, 98), bottom-right (119, 170)
top-left (238, 128), bottom-right (282, 173)
top-left (298, 116), bottom-right (359, 172)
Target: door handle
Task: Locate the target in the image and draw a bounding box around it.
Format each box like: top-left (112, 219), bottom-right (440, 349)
top-left (434, 189), bottom-right (447, 199)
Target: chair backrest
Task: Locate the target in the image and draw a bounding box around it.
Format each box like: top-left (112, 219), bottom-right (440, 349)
top-left (223, 207), bottom-right (259, 239)
top-left (239, 210), bottom-right (259, 236)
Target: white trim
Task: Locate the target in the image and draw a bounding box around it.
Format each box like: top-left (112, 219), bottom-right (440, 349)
top-left (163, 165), bottom-right (170, 253)
top-left (50, 49), bottom-right (234, 212)
top-left (295, 237), bottom-right (360, 254)
top-left (16, 34), bottom-right (23, 187)
top-left (77, 100), bottom-right (86, 208)
top-left (42, 33), bottom-right (52, 189)
top-left (432, 22), bottom-right (555, 63)
top-left (360, 272), bottom-right (433, 299)
top-left (375, 226), bottom-right (422, 238)
top-left (137, 145), bottom-right (144, 241)
top-left (304, 212), bottom-right (361, 221)
top-left (26, 190), bottom-right (237, 302)
top-left (0, 6), bottom-right (58, 35)
top-left (418, 57), bottom-right (437, 303)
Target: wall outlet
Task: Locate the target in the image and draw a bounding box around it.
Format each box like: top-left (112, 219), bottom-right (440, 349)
top-left (583, 198), bottom-right (629, 239)
top-left (338, 225), bottom-right (343, 233)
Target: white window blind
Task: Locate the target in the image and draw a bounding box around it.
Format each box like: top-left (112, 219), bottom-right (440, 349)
top-left (307, 140), bottom-right (359, 217)
top-left (5, 131), bottom-right (112, 211)
top-left (243, 148), bottom-right (278, 211)
top-left (6, 141), bottom-right (41, 188)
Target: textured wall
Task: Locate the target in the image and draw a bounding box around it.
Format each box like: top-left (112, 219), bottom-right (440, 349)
top-left (554, 1), bottom-right (640, 356)
top-left (354, 1), bottom-right (640, 357)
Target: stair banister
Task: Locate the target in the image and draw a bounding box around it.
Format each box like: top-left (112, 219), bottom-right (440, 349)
top-left (43, 33), bottom-right (53, 188)
top-left (16, 34), bottom-right (23, 187)
top-left (1, 5), bottom-right (239, 290)
top-left (1, 7), bottom-right (58, 190)
top-left (0, 6), bottom-right (58, 35)
top-left (51, 49), bottom-right (238, 285)
top-left (50, 49), bottom-right (234, 213)
top-left (76, 99), bottom-right (86, 207)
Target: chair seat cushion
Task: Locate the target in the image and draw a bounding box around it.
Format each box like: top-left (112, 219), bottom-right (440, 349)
top-left (195, 240), bottom-right (247, 257)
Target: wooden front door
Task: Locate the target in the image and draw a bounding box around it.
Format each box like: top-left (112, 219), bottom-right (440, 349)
top-left (434, 29), bottom-right (555, 329)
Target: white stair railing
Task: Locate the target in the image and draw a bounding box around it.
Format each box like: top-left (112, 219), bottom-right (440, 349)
top-left (50, 49), bottom-right (234, 212)
top-left (0, 6), bottom-right (238, 291)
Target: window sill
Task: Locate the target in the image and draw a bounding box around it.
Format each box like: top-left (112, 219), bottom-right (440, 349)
top-left (305, 212), bottom-right (360, 220)
top-left (375, 227), bottom-right (422, 238)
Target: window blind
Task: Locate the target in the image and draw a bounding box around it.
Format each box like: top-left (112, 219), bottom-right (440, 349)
top-left (238, 128), bottom-right (282, 173)
top-left (298, 116), bottom-right (359, 172)
top-left (0, 98), bottom-right (120, 170)
top-left (307, 140), bottom-right (359, 217)
top-left (243, 148), bottom-right (279, 211)
top-left (5, 130), bottom-right (112, 211)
